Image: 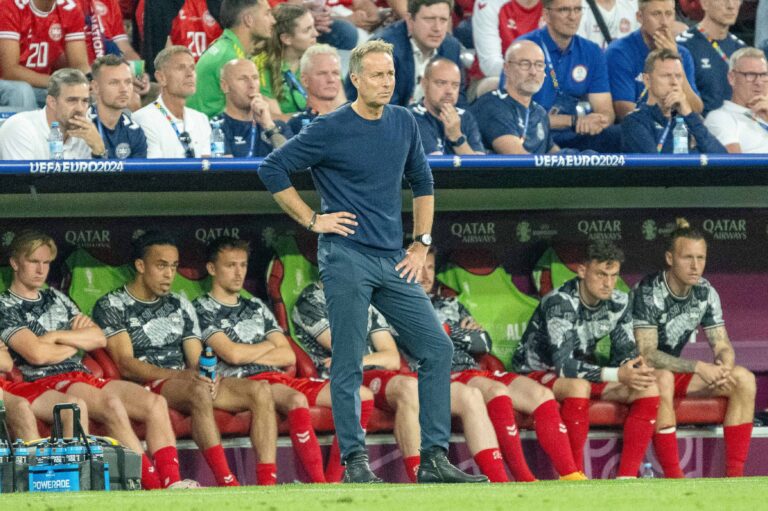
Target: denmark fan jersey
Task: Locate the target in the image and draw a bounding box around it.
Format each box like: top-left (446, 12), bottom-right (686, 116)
top-left (513, 278), bottom-right (637, 381)
top-left (135, 0), bottom-right (221, 61)
top-left (430, 295), bottom-right (489, 372)
top-left (291, 281), bottom-right (389, 379)
top-left (0, 288), bottom-right (88, 381)
top-left (77, 0), bottom-right (127, 62)
top-left (193, 294), bottom-right (284, 378)
top-left (577, 0), bottom-right (639, 49)
top-left (92, 286), bottom-right (202, 371)
top-left (0, 0), bottom-right (85, 76)
top-left (632, 271), bottom-right (725, 357)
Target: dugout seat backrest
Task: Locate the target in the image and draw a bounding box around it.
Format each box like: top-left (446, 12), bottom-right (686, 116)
top-left (0, 266), bottom-right (12, 294)
top-left (286, 335), bottom-right (319, 378)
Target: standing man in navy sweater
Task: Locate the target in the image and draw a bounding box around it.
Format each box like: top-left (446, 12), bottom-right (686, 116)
top-left (258, 40), bottom-right (486, 485)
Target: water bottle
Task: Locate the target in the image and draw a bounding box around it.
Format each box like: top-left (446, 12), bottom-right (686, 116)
top-left (672, 117), bottom-right (688, 154)
top-left (641, 462), bottom-right (655, 478)
top-left (199, 346), bottom-right (217, 381)
top-left (49, 121), bottom-right (64, 160)
top-left (14, 440), bottom-right (29, 466)
top-left (210, 120), bottom-right (225, 157)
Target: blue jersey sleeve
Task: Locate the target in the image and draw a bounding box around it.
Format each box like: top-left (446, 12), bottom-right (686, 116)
top-left (621, 110), bottom-right (658, 153)
top-left (606, 41), bottom-right (639, 103)
top-left (588, 46), bottom-right (611, 95)
top-left (680, 47), bottom-right (700, 96)
top-left (403, 112), bottom-right (433, 197)
top-left (462, 110), bottom-right (486, 153)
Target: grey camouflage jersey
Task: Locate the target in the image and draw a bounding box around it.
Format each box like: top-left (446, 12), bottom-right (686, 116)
top-left (513, 278), bottom-right (638, 382)
top-left (193, 294), bottom-right (284, 378)
top-left (0, 288), bottom-right (89, 381)
top-left (430, 295), bottom-right (491, 372)
top-left (92, 286), bottom-right (201, 370)
top-left (632, 271), bottom-right (724, 357)
top-left (292, 281), bottom-right (391, 379)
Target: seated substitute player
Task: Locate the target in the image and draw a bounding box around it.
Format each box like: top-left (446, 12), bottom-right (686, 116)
top-left (216, 58), bottom-right (290, 158)
top-left (293, 280), bottom-right (494, 483)
top-left (419, 247), bottom-right (586, 481)
top-left (704, 47), bottom-right (768, 154)
top-left (621, 49), bottom-right (726, 154)
top-left (513, 241), bottom-right (662, 478)
top-left (0, 230), bottom-right (192, 490)
top-left (408, 58), bottom-right (484, 155)
top-left (193, 236), bottom-right (336, 484)
top-left (469, 40), bottom-right (558, 155)
top-left (632, 218), bottom-right (755, 478)
top-left (92, 231), bottom-right (278, 486)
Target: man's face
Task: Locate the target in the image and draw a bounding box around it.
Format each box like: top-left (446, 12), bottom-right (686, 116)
top-left (701, 0), bottom-right (741, 28)
top-left (302, 53), bottom-right (341, 101)
top-left (11, 245), bottom-right (53, 291)
top-left (250, 0), bottom-right (276, 39)
top-left (281, 12), bottom-right (318, 54)
top-left (504, 43), bottom-right (546, 97)
top-left (419, 252), bottom-right (436, 294)
top-left (136, 244), bottom-right (179, 297)
top-left (222, 60), bottom-right (260, 111)
top-left (352, 52), bottom-right (395, 107)
top-left (638, 0), bottom-right (676, 38)
top-left (208, 248), bottom-right (249, 294)
top-left (729, 56), bottom-right (768, 105)
top-left (666, 237), bottom-right (707, 288)
top-left (407, 3), bottom-right (451, 51)
top-left (578, 259), bottom-right (620, 303)
top-left (94, 64), bottom-right (133, 110)
top-left (542, 0), bottom-right (583, 39)
top-left (48, 83), bottom-right (90, 131)
top-left (644, 57), bottom-right (685, 105)
top-left (157, 52), bottom-right (196, 98)
top-left (422, 61), bottom-right (460, 111)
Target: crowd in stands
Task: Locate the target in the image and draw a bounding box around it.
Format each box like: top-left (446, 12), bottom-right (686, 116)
top-left (1, 0), bottom-right (767, 159)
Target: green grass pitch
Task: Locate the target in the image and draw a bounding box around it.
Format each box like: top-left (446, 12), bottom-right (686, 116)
top-left (3, 478), bottom-right (768, 511)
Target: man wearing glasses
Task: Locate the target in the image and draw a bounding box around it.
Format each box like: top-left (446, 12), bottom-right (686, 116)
top-left (133, 46), bottom-right (211, 158)
top-left (470, 40), bottom-right (559, 154)
top-left (705, 47), bottom-right (768, 153)
top-left (517, 0), bottom-right (619, 152)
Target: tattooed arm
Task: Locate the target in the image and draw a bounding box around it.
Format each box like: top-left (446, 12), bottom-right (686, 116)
top-left (634, 327), bottom-right (698, 373)
top-left (705, 325), bottom-right (735, 369)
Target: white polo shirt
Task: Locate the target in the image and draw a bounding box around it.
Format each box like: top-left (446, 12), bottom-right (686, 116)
top-left (0, 109), bottom-right (91, 160)
top-left (132, 95), bottom-right (211, 158)
top-left (705, 100), bottom-right (768, 154)
top-left (410, 38), bottom-right (436, 104)
top-left (577, 0), bottom-right (639, 49)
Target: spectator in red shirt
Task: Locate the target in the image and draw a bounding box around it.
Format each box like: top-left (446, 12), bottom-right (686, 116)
top-left (136, 0), bottom-right (223, 62)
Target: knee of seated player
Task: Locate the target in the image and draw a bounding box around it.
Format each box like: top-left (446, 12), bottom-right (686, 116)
top-left (730, 366), bottom-right (756, 397)
top-left (452, 384), bottom-right (484, 415)
top-left (187, 380), bottom-right (215, 409)
top-left (359, 385), bottom-right (373, 402)
top-left (481, 380), bottom-right (509, 402)
top-left (654, 370), bottom-right (675, 398)
top-left (247, 380), bottom-right (275, 411)
top-left (285, 389), bottom-right (309, 411)
top-left (102, 394), bottom-right (130, 423)
top-left (633, 380), bottom-right (659, 399)
top-left (555, 378), bottom-right (592, 400)
top-left (144, 391), bottom-right (170, 418)
top-left (388, 376), bottom-right (419, 411)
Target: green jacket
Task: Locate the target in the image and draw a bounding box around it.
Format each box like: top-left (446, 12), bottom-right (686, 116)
top-left (187, 29), bottom-right (247, 118)
top-left (256, 54), bottom-right (307, 114)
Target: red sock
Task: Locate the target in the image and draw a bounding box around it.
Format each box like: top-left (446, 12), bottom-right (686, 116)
top-left (561, 397), bottom-right (590, 472)
top-left (152, 445), bottom-right (182, 488)
top-left (202, 445), bottom-right (239, 486)
top-left (325, 400), bottom-right (376, 483)
top-left (257, 463), bottom-right (277, 485)
top-left (141, 453), bottom-right (162, 490)
top-left (724, 423), bottom-right (753, 477)
top-left (474, 448), bottom-right (509, 483)
top-left (288, 408), bottom-right (326, 483)
top-left (486, 395), bottom-right (535, 482)
top-left (403, 455), bottom-right (420, 483)
top-left (618, 396), bottom-right (659, 477)
top-left (532, 399), bottom-right (579, 476)
top-left (653, 429), bottom-right (684, 478)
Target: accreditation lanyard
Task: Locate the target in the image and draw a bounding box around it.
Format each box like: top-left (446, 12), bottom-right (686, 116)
top-left (541, 41), bottom-right (560, 93)
top-left (697, 26), bottom-right (728, 63)
top-left (745, 112), bottom-right (768, 134)
top-left (247, 122), bottom-right (258, 158)
top-left (94, 116), bottom-right (114, 158)
top-left (656, 117), bottom-right (674, 153)
top-left (283, 69), bottom-right (308, 111)
top-left (154, 101), bottom-right (192, 155)
top-left (520, 106), bottom-right (531, 143)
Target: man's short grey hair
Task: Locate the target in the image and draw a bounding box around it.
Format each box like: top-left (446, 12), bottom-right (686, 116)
top-left (729, 47), bottom-right (767, 71)
top-left (47, 68), bottom-right (89, 98)
top-left (154, 45), bottom-right (194, 74)
top-left (349, 40), bottom-right (394, 76)
top-left (300, 44), bottom-right (340, 75)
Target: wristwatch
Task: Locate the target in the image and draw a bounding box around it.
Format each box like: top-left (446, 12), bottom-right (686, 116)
top-left (263, 125), bottom-right (281, 138)
top-left (414, 233), bottom-right (432, 246)
top-left (448, 134), bottom-right (466, 147)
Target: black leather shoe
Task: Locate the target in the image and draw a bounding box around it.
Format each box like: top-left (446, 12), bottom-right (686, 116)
top-left (418, 447), bottom-right (489, 483)
top-left (342, 451), bottom-right (384, 483)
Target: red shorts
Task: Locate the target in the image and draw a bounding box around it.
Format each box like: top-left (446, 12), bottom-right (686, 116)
top-left (0, 380), bottom-right (52, 404)
top-left (673, 372), bottom-right (695, 398)
top-left (248, 372), bottom-right (329, 407)
top-left (450, 369), bottom-right (521, 386)
top-left (145, 379), bottom-right (169, 395)
top-left (35, 371), bottom-right (111, 394)
top-left (363, 369), bottom-right (416, 413)
top-left (527, 371), bottom-right (608, 399)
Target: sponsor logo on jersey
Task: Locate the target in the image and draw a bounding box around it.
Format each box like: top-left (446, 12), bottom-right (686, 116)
top-left (577, 219), bottom-right (622, 241)
top-left (701, 58), bottom-right (711, 69)
top-left (477, 1), bottom-right (487, 9)
top-left (64, 229), bottom-right (111, 248)
top-left (702, 218), bottom-right (747, 240)
top-left (571, 65), bottom-right (588, 83)
top-left (195, 227), bottom-right (241, 243)
top-left (450, 222), bottom-right (496, 243)
top-left (49, 23), bottom-right (62, 41)
top-left (368, 377), bottom-right (381, 394)
top-left (540, 373), bottom-right (556, 384)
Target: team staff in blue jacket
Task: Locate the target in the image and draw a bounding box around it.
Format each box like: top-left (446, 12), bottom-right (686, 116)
top-left (344, 0), bottom-right (463, 107)
top-left (621, 49), bottom-right (726, 154)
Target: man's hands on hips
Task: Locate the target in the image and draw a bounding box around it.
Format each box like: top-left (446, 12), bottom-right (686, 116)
top-left (395, 242), bottom-right (428, 283)
top-left (311, 212), bottom-right (358, 236)
top-left (618, 356), bottom-right (656, 391)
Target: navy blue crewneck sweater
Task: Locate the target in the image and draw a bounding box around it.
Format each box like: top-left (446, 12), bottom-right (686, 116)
top-left (258, 104), bottom-right (433, 257)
